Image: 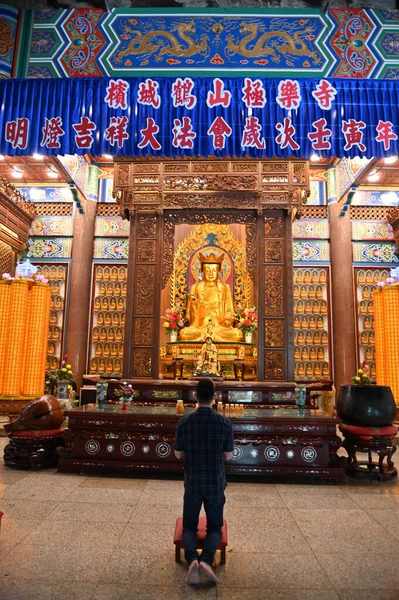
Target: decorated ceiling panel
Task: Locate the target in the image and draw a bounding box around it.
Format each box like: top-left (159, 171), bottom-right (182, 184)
top-left (17, 8), bottom-right (399, 79)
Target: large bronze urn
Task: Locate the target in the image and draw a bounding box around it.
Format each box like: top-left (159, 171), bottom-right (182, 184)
top-left (337, 385), bottom-right (396, 427)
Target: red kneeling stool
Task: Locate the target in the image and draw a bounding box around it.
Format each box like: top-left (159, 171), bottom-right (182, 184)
top-left (4, 429), bottom-right (65, 470)
top-left (174, 517), bottom-right (228, 565)
top-left (339, 423), bottom-right (398, 481)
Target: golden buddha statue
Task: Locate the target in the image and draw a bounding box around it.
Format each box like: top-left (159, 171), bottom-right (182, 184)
top-left (180, 252), bottom-right (242, 342)
top-left (195, 336), bottom-right (221, 377)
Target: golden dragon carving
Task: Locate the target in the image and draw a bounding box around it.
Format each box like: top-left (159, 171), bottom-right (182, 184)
top-left (115, 21), bottom-right (209, 64)
top-left (226, 21), bottom-right (320, 64)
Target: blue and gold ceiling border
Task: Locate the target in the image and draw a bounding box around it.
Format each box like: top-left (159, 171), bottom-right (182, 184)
top-left (15, 7), bottom-right (399, 80)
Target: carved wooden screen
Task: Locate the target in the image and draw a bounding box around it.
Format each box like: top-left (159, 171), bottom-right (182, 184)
top-left (263, 211), bottom-right (293, 381)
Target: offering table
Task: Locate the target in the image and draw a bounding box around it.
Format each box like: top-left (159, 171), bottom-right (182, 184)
top-left (58, 404), bottom-right (344, 481)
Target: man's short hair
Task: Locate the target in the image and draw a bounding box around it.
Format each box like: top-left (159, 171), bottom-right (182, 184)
top-left (196, 378), bottom-right (215, 403)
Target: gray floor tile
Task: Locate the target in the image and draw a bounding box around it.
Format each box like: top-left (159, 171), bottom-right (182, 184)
top-left (45, 501), bottom-right (136, 522)
top-left (0, 580), bottom-right (95, 600)
top-left (25, 520), bottom-right (126, 548)
top-left (366, 509), bottom-right (399, 541)
top-left (79, 476), bottom-right (148, 489)
top-left (92, 583), bottom-right (217, 599)
top-left (0, 499), bottom-right (60, 520)
top-left (65, 486), bottom-right (144, 505)
top-left (216, 590), bottom-right (340, 600)
top-left (318, 553), bottom-right (399, 590)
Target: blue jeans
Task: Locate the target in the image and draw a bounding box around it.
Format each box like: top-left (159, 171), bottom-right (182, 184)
top-left (182, 491), bottom-right (226, 565)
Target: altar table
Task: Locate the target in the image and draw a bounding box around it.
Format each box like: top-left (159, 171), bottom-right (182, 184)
top-left (58, 405), bottom-right (344, 481)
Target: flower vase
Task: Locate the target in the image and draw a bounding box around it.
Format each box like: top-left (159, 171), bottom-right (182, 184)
top-left (169, 330), bottom-right (178, 343)
top-left (57, 380), bottom-right (73, 411)
top-left (245, 331), bottom-right (252, 344)
top-left (96, 381), bottom-right (108, 408)
top-left (122, 396), bottom-right (132, 411)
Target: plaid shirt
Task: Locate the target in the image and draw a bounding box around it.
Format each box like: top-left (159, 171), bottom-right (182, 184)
top-left (174, 407), bottom-right (234, 495)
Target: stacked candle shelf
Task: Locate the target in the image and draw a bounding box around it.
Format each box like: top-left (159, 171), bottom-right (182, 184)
top-left (0, 278), bottom-right (51, 397)
top-left (355, 268), bottom-right (390, 381)
top-left (35, 264), bottom-right (68, 372)
top-left (373, 282), bottom-right (399, 406)
top-left (89, 265), bottom-right (127, 376)
top-left (293, 267), bottom-right (331, 381)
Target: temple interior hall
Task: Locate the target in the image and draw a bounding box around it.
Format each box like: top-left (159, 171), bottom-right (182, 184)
top-left (1, 3), bottom-right (399, 599)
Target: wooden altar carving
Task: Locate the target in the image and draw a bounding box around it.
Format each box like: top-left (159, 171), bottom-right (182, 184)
top-left (114, 159), bottom-right (308, 381)
top-left (388, 207), bottom-right (399, 256)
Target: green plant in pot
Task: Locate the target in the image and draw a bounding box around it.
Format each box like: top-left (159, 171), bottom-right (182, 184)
top-left (337, 363), bottom-right (396, 427)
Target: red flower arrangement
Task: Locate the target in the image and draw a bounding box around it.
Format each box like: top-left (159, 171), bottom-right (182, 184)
top-left (161, 306), bottom-right (185, 334)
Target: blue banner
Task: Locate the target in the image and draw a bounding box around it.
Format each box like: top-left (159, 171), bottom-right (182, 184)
top-left (2, 76), bottom-right (399, 159)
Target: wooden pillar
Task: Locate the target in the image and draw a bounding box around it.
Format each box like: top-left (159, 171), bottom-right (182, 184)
top-left (329, 202), bottom-right (356, 392)
top-left (124, 212), bottom-right (162, 379)
top-left (65, 200), bottom-right (96, 389)
top-left (262, 210), bottom-right (293, 381)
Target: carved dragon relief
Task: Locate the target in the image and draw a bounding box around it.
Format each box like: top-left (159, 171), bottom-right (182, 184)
top-left (225, 21), bottom-right (320, 64)
top-left (115, 20), bottom-right (209, 64)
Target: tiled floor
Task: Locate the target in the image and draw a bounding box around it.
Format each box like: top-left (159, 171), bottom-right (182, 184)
top-left (0, 437), bottom-right (399, 600)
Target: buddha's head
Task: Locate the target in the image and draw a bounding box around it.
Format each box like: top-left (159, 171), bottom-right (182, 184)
top-left (199, 251), bottom-right (224, 283)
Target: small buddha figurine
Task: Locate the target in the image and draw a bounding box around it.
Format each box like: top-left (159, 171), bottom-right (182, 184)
top-left (301, 316), bottom-right (308, 328)
top-left (104, 343), bottom-right (110, 357)
top-left (360, 301), bottom-right (367, 314)
top-left (102, 298), bottom-right (109, 311)
top-left (312, 301), bottom-right (319, 314)
top-left (297, 331), bottom-right (305, 344)
top-left (110, 298), bottom-right (117, 311)
top-left (322, 362), bottom-right (329, 377)
top-left (95, 344), bottom-right (102, 357)
top-left (50, 311), bottom-right (57, 324)
top-left (367, 302), bottom-right (374, 315)
top-left (316, 316), bottom-right (324, 329)
top-left (365, 347), bottom-right (373, 360)
top-left (361, 331), bottom-right (368, 345)
top-left (94, 297), bottom-right (101, 310)
top-left (294, 346), bottom-right (300, 360)
top-left (369, 332), bottom-right (375, 344)
top-left (297, 362), bottom-right (305, 377)
top-left (300, 286), bottom-right (307, 299)
top-left (99, 282), bottom-right (106, 296)
top-left (293, 285), bottom-right (299, 299)
top-left (100, 328), bottom-right (107, 341)
top-left (308, 285), bottom-right (315, 299)
top-left (112, 313), bottom-right (120, 326)
top-left (51, 357), bottom-right (58, 370)
top-left (309, 316), bottom-right (316, 329)
top-left (116, 328), bottom-right (123, 342)
top-left (119, 345), bottom-right (124, 357)
top-left (321, 331), bottom-right (328, 345)
top-left (42, 266), bottom-right (49, 279)
top-left (316, 285), bottom-right (323, 299)
top-left (58, 267), bottom-right (65, 280)
top-left (313, 331), bottom-right (321, 345)
top-left (111, 343), bottom-right (118, 357)
top-left (296, 271), bottom-right (303, 283)
top-left (121, 314), bottom-right (125, 326)
top-left (305, 362), bottom-right (313, 377)
top-left (49, 297), bottom-right (54, 309)
top-left (114, 283), bottom-right (121, 296)
top-left (311, 271), bottom-right (318, 284)
top-left (118, 298), bottom-right (125, 311)
top-left (302, 347), bottom-right (309, 360)
top-left (195, 336), bottom-right (221, 377)
top-left (121, 283), bottom-right (127, 296)
top-left (320, 301), bottom-right (327, 315)
top-left (98, 359), bottom-right (105, 373)
top-left (103, 267), bottom-right (110, 281)
top-left (92, 327), bottom-right (99, 341)
top-left (96, 267), bottom-right (103, 280)
top-left (305, 331), bottom-right (312, 345)
top-left (48, 328), bottom-right (52, 340)
top-left (52, 281), bottom-right (59, 294)
top-left (358, 271), bottom-right (365, 284)
top-left (90, 358), bottom-right (98, 373)
top-left (108, 329), bottom-right (115, 342)
top-left (364, 316), bottom-right (371, 330)
top-left (304, 301), bottom-right (312, 314)
top-left (50, 266), bottom-right (57, 280)
top-left (115, 359), bottom-right (121, 374)
top-left (317, 347), bottom-right (325, 361)
top-left (366, 271), bottom-right (373, 284)
top-left (111, 267), bottom-right (118, 281)
top-left (97, 313), bottom-right (104, 326)
top-left (106, 283), bottom-right (114, 296)
top-left (319, 271), bottom-right (326, 284)
top-left (363, 286), bottom-right (370, 299)
top-left (304, 270), bottom-right (311, 284)
top-left (294, 316), bottom-right (300, 329)
top-left (296, 301), bottom-right (304, 314)
top-left (119, 268), bottom-right (126, 281)
top-left (314, 362), bottom-right (321, 377)
top-left (104, 312), bottom-right (112, 326)
top-left (55, 296), bottom-right (62, 310)
top-left (48, 342), bottom-right (55, 356)
top-left (53, 327), bottom-right (60, 340)
top-left (106, 359), bottom-right (113, 373)
top-left (309, 346), bottom-right (317, 361)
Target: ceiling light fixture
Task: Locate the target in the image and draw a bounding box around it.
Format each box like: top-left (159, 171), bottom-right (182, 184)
top-left (0, 155), bottom-right (5, 160)
top-left (33, 153), bottom-right (44, 160)
top-left (12, 168), bottom-right (22, 178)
top-left (384, 156), bottom-right (397, 164)
top-left (310, 154), bottom-right (320, 162)
top-left (368, 173), bottom-right (380, 182)
top-left (47, 169), bottom-right (58, 179)
top-left (103, 154), bottom-right (113, 159)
